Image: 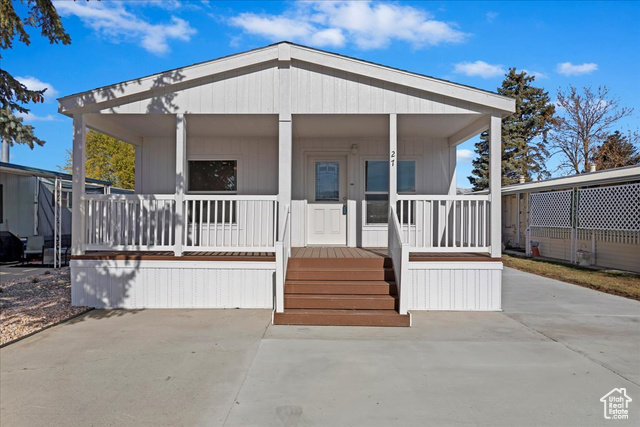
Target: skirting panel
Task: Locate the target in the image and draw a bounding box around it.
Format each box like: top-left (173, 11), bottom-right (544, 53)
top-left (70, 260), bottom-right (275, 309)
top-left (407, 262), bottom-right (502, 311)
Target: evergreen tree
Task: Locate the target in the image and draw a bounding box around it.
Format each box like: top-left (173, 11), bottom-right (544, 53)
top-left (468, 69), bottom-right (556, 190)
top-left (60, 131), bottom-right (135, 189)
top-left (595, 130), bottom-right (640, 170)
top-left (1, 0), bottom-right (70, 148)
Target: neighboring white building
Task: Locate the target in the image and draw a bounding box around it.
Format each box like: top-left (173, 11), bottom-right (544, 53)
top-left (502, 165), bottom-right (640, 273)
top-left (59, 42), bottom-right (515, 325)
top-left (0, 161), bottom-right (111, 240)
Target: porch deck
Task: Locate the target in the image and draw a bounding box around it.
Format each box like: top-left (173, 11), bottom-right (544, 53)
top-left (72, 248), bottom-right (499, 262)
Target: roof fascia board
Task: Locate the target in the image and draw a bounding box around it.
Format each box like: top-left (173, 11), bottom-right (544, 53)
top-left (448, 115), bottom-right (490, 146)
top-left (290, 45), bottom-right (516, 113)
top-left (0, 162), bottom-right (111, 185)
top-left (58, 45), bottom-right (279, 115)
top-left (501, 168), bottom-right (640, 194)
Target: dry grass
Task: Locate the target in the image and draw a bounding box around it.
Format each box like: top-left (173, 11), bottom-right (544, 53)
top-left (502, 254), bottom-right (640, 301)
top-left (0, 268), bottom-right (89, 346)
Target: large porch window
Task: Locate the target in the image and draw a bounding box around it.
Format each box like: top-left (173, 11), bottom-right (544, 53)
top-left (364, 160), bottom-right (415, 224)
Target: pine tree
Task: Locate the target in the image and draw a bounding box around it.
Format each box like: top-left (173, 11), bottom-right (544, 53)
top-left (1, 0), bottom-right (70, 148)
top-left (595, 131), bottom-right (640, 170)
top-left (468, 69), bottom-right (556, 189)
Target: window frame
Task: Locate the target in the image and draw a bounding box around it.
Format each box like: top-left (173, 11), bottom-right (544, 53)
top-left (186, 156), bottom-right (240, 194)
top-left (363, 158), bottom-right (417, 225)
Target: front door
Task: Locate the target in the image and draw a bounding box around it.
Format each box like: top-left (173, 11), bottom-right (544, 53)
top-left (307, 156), bottom-right (348, 245)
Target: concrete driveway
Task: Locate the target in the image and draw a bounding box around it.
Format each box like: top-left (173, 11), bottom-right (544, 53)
top-left (1, 267), bottom-right (639, 426)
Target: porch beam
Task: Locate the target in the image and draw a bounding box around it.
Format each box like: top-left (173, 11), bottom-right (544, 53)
top-left (174, 113), bottom-right (187, 256)
top-left (71, 114), bottom-right (86, 255)
top-left (489, 114), bottom-right (502, 258)
top-left (389, 114), bottom-right (398, 207)
top-left (447, 115), bottom-right (490, 147)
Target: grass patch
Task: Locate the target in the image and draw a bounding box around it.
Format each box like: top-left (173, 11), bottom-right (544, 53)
top-left (502, 254), bottom-right (640, 301)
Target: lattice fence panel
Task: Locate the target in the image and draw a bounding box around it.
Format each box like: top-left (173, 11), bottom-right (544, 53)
top-left (578, 183), bottom-right (640, 231)
top-left (529, 190), bottom-right (573, 228)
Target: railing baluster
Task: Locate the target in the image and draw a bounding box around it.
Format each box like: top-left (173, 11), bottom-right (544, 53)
top-left (199, 199), bottom-right (204, 247)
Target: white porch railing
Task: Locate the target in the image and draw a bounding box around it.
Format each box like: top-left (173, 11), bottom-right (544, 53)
top-left (275, 204), bottom-right (291, 313)
top-left (183, 195), bottom-right (278, 251)
top-left (389, 205), bottom-right (409, 315)
top-left (397, 195), bottom-right (491, 252)
top-left (83, 194), bottom-right (176, 251)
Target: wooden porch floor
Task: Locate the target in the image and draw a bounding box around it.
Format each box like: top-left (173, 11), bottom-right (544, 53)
top-left (72, 249), bottom-right (499, 262)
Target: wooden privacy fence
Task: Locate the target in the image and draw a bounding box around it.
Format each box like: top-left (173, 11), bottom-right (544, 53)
top-left (397, 195), bottom-right (491, 252)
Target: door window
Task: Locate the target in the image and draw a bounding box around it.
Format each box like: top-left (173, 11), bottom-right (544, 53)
top-left (315, 162), bottom-right (340, 201)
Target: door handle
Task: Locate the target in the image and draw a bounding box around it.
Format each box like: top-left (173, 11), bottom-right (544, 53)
top-left (343, 204), bottom-right (347, 215)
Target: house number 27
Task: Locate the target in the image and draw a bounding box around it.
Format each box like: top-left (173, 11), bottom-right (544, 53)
top-left (390, 150), bottom-right (396, 166)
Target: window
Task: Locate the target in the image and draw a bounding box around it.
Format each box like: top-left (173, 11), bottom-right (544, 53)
top-left (315, 162), bottom-right (340, 201)
top-left (364, 160), bottom-right (416, 224)
top-left (188, 160), bottom-right (238, 223)
top-left (188, 160), bottom-right (237, 192)
top-left (0, 184), bottom-right (3, 223)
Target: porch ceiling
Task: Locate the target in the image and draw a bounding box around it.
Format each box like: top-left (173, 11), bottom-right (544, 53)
top-left (292, 113), bottom-right (485, 139)
top-left (85, 114), bottom-right (279, 143)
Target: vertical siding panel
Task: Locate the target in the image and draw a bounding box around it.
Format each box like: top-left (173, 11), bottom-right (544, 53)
top-left (358, 76), bottom-right (371, 113)
top-left (322, 67), bottom-right (334, 113)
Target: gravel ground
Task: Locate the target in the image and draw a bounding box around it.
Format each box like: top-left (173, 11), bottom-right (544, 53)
top-left (0, 268), bottom-right (89, 346)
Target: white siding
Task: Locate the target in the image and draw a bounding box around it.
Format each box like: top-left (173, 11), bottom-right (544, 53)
top-left (408, 262), bottom-right (502, 310)
top-left (187, 137), bottom-right (278, 195)
top-left (0, 173), bottom-right (36, 237)
top-left (138, 137), bottom-right (278, 195)
top-left (98, 62), bottom-right (280, 115)
top-left (70, 260), bottom-right (275, 308)
top-left (292, 137), bottom-right (453, 247)
top-left (291, 61), bottom-right (488, 115)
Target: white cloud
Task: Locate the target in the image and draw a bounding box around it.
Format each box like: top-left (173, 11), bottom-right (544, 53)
top-left (54, 1), bottom-right (196, 55)
top-left (16, 76), bottom-right (58, 99)
top-left (457, 149), bottom-right (474, 162)
top-left (229, 1), bottom-right (468, 50)
top-left (521, 69), bottom-right (548, 79)
top-left (453, 61), bottom-right (505, 78)
top-left (486, 11), bottom-right (498, 23)
top-left (17, 112), bottom-right (59, 122)
top-left (556, 62), bottom-right (598, 76)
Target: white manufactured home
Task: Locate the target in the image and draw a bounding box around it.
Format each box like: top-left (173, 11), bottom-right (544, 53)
top-left (502, 165), bottom-right (640, 274)
top-left (60, 42), bottom-right (514, 326)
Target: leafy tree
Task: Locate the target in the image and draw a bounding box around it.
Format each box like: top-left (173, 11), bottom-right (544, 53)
top-left (61, 131), bottom-right (135, 190)
top-left (594, 130), bottom-right (640, 170)
top-left (1, 0), bottom-right (70, 148)
top-left (550, 85), bottom-right (634, 174)
top-left (468, 69), bottom-right (556, 190)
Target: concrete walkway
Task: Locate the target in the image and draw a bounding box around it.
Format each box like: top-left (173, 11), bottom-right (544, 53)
top-left (1, 267), bottom-right (639, 426)
top-left (0, 264), bottom-right (52, 283)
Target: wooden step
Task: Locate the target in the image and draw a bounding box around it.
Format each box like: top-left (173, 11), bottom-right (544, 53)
top-left (286, 268), bottom-right (395, 281)
top-left (285, 294), bottom-right (397, 310)
top-left (285, 280), bottom-right (397, 295)
top-left (273, 309), bottom-right (411, 327)
top-left (288, 257), bottom-right (392, 269)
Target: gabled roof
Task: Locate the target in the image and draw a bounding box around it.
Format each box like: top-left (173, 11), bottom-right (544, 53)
top-left (58, 41), bottom-right (515, 115)
top-left (501, 164), bottom-right (640, 195)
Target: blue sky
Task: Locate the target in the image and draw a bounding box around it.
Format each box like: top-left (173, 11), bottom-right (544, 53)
top-left (7, 0), bottom-right (640, 187)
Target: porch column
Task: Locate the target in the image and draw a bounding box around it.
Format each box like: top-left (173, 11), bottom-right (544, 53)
top-left (389, 113), bottom-right (398, 207)
top-left (489, 114), bottom-right (502, 258)
top-left (277, 43), bottom-right (292, 239)
top-left (278, 115), bottom-right (292, 239)
top-left (71, 114), bottom-right (86, 255)
top-left (174, 113), bottom-right (186, 256)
